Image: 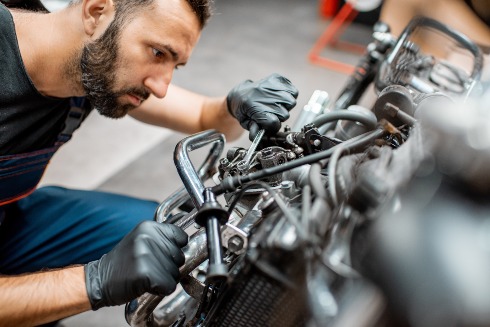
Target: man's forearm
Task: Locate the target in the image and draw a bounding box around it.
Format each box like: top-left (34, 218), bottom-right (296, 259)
top-left (0, 265), bottom-right (91, 327)
top-left (200, 96), bottom-right (243, 141)
top-left (131, 85), bottom-right (244, 141)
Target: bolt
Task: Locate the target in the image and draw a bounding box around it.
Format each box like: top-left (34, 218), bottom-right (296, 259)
top-left (286, 151), bottom-right (296, 160)
top-left (228, 235), bottom-right (244, 252)
top-left (236, 161), bottom-right (247, 171)
top-left (313, 139), bottom-right (321, 147)
top-left (261, 148), bottom-right (274, 158)
top-left (219, 158), bottom-right (230, 170)
top-left (261, 191), bottom-right (270, 200)
top-left (293, 146), bottom-right (304, 155)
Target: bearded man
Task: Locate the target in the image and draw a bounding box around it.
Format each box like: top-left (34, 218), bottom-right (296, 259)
top-left (0, 0), bottom-right (298, 324)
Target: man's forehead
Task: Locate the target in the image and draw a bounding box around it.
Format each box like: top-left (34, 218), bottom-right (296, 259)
top-left (150, 0), bottom-right (195, 15)
top-left (124, 0), bottom-right (200, 60)
top-left (136, 0), bottom-right (199, 27)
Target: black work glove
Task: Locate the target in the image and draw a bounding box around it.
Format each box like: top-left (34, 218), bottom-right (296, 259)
top-left (227, 73), bottom-right (299, 140)
top-left (84, 221), bottom-right (188, 310)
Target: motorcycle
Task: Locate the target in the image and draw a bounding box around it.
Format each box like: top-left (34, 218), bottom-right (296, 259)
top-left (125, 16), bottom-right (490, 327)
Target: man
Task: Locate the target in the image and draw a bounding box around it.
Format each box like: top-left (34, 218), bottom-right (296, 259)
top-left (0, 0), bottom-right (298, 325)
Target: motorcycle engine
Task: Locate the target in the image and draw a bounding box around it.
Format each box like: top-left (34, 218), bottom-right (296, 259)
top-left (126, 16), bottom-right (490, 327)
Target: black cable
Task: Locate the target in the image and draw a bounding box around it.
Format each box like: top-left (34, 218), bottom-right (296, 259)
top-left (301, 184), bottom-right (311, 233)
top-left (226, 182), bottom-right (264, 215)
top-left (312, 110), bottom-right (378, 131)
top-left (211, 128), bottom-right (386, 196)
top-left (308, 163), bottom-right (328, 200)
top-left (328, 144), bottom-right (348, 206)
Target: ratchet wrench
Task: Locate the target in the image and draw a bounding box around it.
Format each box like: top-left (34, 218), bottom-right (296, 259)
top-left (237, 129), bottom-right (265, 171)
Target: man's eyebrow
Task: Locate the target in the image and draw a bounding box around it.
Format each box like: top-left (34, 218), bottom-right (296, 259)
top-left (158, 44), bottom-right (180, 62)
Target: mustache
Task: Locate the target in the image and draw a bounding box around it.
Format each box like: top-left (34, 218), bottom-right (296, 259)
top-left (116, 88), bottom-right (151, 102)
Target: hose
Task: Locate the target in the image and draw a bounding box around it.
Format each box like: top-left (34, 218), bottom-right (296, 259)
top-left (312, 110), bottom-right (378, 131)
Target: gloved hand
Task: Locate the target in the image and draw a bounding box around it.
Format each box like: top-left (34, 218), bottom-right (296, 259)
top-left (227, 73), bottom-right (299, 140)
top-left (84, 221), bottom-right (188, 310)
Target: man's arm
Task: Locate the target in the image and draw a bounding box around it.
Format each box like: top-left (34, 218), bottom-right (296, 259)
top-left (0, 266), bottom-right (91, 327)
top-left (130, 84), bottom-right (244, 141)
top-left (0, 221), bottom-right (188, 326)
top-left (130, 74), bottom-right (299, 142)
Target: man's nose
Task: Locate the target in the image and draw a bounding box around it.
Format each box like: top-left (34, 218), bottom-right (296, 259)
top-left (143, 66), bottom-right (174, 98)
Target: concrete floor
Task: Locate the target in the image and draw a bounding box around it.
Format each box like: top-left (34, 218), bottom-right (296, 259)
top-left (37, 0), bottom-right (373, 325)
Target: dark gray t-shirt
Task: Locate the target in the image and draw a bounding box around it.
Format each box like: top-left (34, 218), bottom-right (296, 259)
top-left (0, 3), bottom-right (90, 155)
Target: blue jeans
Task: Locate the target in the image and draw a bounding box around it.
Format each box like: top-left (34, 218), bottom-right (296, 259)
top-left (0, 186), bottom-right (158, 274)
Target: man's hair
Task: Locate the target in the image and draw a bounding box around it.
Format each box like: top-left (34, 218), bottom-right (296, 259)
top-left (71, 0), bottom-right (212, 29)
top-left (184, 0), bottom-right (212, 28)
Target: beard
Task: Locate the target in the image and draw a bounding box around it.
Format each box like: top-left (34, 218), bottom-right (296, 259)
top-left (80, 19), bottom-right (150, 119)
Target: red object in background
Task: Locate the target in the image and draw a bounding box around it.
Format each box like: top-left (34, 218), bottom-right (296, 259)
top-left (310, 1), bottom-right (366, 74)
top-left (320, 0), bottom-right (339, 18)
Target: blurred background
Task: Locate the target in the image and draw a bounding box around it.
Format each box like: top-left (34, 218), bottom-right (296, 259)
top-left (37, 0), bottom-right (376, 325)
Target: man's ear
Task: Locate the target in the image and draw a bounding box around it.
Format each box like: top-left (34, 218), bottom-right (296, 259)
top-left (81, 0), bottom-right (115, 38)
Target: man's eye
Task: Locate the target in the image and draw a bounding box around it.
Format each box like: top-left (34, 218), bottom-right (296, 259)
top-left (152, 48), bottom-right (165, 58)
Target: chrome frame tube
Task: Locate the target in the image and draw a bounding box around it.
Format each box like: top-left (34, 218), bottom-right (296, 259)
top-left (126, 130), bottom-right (226, 327)
top-left (386, 16), bottom-right (483, 88)
top-left (174, 130), bottom-right (226, 208)
top-left (155, 140), bottom-right (223, 223)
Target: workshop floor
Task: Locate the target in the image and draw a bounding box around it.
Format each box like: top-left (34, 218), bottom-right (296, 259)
top-left (37, 0), bottom-right (372, 325)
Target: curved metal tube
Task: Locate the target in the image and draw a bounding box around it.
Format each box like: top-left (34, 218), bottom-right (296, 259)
top-left (125, 293), bottom-right (165, 327)
top-left (126, 130), bottom-right (226, 327)
top-left (155, 140), bottom-right (224, 223)
top-left (174, 130), bottom-right (226, 208)
top-left (154, 188), bottom-right (190, 224)
top-left (387, 16), bottom-right (483, 86)
top-left (152, 286), bottom-right (199, 326)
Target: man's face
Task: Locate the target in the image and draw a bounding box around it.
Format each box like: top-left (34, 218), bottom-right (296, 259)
top-left (81, 0), bottom-right (201, 118)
